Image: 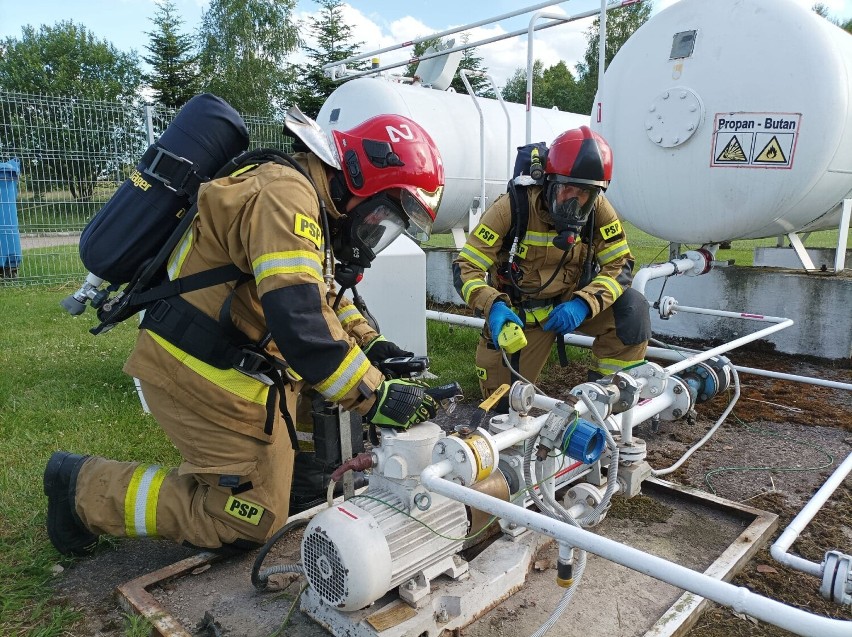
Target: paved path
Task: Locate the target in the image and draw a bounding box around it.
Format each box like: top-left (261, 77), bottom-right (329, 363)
top-left (18, 232), bottom-right (81, 249)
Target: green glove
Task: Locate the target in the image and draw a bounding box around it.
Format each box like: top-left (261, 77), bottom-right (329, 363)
top-left (366, 379), bottom-right (438, 429)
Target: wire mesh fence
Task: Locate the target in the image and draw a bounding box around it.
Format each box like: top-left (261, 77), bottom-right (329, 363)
top-left (0, 90), bottom-right (292, 287)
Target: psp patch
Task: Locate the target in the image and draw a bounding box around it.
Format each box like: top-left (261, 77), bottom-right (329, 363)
top-left (294, 213), bottom-right (322, 249)
top-left (476, 366), bottom-right (487, 380)
top-left (224, 495), bottom-right (265, 526)
top-left (600, 220), bottom-right (622, 242)
top-left (473, 223), bottom-right (500, 247)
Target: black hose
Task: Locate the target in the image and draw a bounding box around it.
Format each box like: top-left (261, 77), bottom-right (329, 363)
top-left (251, 517), bottom-right (310, 590)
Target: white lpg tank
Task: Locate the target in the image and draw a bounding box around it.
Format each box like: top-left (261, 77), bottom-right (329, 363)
top-left (593, 0), bottom-right (852, 243)
top-left (316, 77), bottom-right (588, 233)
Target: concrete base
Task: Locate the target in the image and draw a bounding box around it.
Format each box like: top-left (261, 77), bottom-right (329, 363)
top-left (424, 248), bottom-right (852, 360)
top-left (115, 480), bottom-right (777, 637)
top-left (754, 246), bottom-right (851, 270)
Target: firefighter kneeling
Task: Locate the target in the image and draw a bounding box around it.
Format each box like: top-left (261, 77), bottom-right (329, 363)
top-left (44, 107), bottom-right (448, 555)
top-left (453, 126), bottom-right (651, 411)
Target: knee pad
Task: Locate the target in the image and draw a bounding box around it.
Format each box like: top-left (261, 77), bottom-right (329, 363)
top-left (612, 288), bottom-right (651, 345)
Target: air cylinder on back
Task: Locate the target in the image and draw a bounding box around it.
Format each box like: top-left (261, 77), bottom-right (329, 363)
top-left (80, 93), bottom-right (249, 283)
top-left (593, 0), bottom-right (852, 243)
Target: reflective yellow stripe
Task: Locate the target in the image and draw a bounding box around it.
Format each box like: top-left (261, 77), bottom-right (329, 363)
top-left (591, 357), bottom-right (644, 376)
top-left (167, 227), bottom-right (194, 279)
top-left (124, 464), bottom-right (168, 537)
top-left (593, 275), bottom-right (623, 300)
top-left (315, 346), bottom-right (372, 402)
top-left (252, 250), bottom-right (323, 285)
top-left (524, 230), bottom-right (558, 246)
top-left (336, 305), bottom-right (362, 327)
top-left (149, 332), bottom-right (269, 405)
top-left (598, 239), bottom-right (629, 265)
top-left (459, 245), bottom-right (493, 270)
top-left (462, 279), bottom-right (488, 304)
top-left (231, 163), bottom-right (258, 177)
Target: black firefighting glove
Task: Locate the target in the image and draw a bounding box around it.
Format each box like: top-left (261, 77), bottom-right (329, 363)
top-left (366, 379), bottom-right (438, 429)
top-left (363, 335), bottom-right (413, 363)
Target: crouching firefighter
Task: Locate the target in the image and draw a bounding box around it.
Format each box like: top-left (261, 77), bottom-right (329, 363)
top-left (453, 126), bottom-right (651, 410)
top-left (44, 106), bottom-right (446, 555)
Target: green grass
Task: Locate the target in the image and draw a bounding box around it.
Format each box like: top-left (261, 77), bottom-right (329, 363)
top-left (0, 285), bottom-right (586, 634)
top-left (424, 222), bottom-right (852, 269)
top-left (0, 285), bottom-right (180, 636)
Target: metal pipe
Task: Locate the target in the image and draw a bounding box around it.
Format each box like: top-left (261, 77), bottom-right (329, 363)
top-left (321, 0), bottom-right (573, 70)
top-left (420, 465), bottom-right (852, 637)
top-left (651, 367), bottom-right (742, 477)
top-left (771, 452), bottom-right (852, 577)
top-left (426, 310), bottom-right (852, 391)
top-left (631, 257), bottom-right (698, 295)
top-left (598, 0), bottom-right (607, 95)
top-left (662, 306), bottom-right (793, 376)
top-left (330, 4), bottom-right (627, 85)
top-left (526, 12), bottom-right (571, 142)
top-left (460, 70), bottom-right (487, 228)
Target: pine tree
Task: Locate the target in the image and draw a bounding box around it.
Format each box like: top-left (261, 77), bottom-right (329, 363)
top-left (289, 0), bottom-right (366, 118)
top-left (142, 0), bottom-right (200, 108)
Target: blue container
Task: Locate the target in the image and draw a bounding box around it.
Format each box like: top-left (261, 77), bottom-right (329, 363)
top-left (0, 158), bottom-right (22, 276)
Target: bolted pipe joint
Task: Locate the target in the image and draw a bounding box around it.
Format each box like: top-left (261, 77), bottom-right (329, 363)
top-left (821, 551), bottom-right (852, 607)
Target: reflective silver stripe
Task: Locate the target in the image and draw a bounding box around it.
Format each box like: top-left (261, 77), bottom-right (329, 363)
top-left (167, 228), bottom-right (194, 279)
top-left (336, 305), bottom-right (361, 326)
top-left (252, 250), bottom-right (323, 284)
top-left (462, 279), bottom-right (487, 304)
top-left (315, 347), bottom-right (372, 402)
top-left (133, 465), bottom-right (163, 537)
top-left (524, 230), bottom-right (558, 246)
top-left (593, 275), bottom-right (623, 300)
top-left (459, 245), bottom-right (493, 270)
top-left (598, 239), bottom-right (629, 265)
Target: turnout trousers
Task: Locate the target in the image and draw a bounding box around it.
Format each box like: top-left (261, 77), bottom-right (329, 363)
top-left (72, 381), bottom-right (297, 550)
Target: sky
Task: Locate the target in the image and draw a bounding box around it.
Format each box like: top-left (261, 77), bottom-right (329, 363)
top-left (1, 0), bottom-right (852, 90)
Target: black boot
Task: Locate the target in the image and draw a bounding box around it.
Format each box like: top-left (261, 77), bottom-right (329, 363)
top-left (44, 452), bottom-right (99, 556)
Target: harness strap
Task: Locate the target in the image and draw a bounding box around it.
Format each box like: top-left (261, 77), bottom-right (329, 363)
top-left (140, 295), bottom-right (300, 450)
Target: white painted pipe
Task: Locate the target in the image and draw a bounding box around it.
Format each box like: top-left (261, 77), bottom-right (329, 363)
top-left (425, 312), bottom-right (852, 391)
top-left (631, 257), bottom-right (697, 296)
top-left (420, 464), bottom-right (852, 637)
top-left (771, 452), bottom-right (852, 577)
top-left (663, 307), bottom-right (793, 376)
top-left (322, 0), bottom-right (572, 70)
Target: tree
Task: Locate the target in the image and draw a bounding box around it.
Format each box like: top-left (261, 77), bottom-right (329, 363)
top-left (289, 0), bottom-right (366, 118)
top-left (501, 59), bottom-right (583, 112)
top-left (143, 0), bottom-right (200, 108)
top-left (0, 21), bottom-right (140, 100)
top-left (0, 21), bottom-right (142, 200)
top-left (812, 3), bottom-right (852, 32)
top-left (197, 0), bottom-right (300, 117)
top-left (574, 2), bottom-right (652, 114)
top-left (502, 59), bottom-right (544, 105)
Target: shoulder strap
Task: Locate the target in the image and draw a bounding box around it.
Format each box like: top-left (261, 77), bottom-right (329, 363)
top-left (504, 179), bottom-right (531, 256)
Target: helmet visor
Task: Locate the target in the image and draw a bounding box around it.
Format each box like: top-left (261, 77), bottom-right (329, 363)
top-left (354, 197), bottom-right (409, 256)
top-left (400, 186), bottom-right (443, 242)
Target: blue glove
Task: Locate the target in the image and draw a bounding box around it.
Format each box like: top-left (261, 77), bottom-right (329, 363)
top-left (488, 301), bottom-right (524, 348)
top-left (543, 298), bottom-right (590, 334)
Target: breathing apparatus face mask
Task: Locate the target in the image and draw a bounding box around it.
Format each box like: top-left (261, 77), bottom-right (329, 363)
top-left (547, 182), bottom-right (600, 251)
top-left (332, 193), bottom-right (409, 268)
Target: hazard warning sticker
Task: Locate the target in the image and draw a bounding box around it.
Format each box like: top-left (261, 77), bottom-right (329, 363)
top-left (711, 112), bottom-right (800, 169)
